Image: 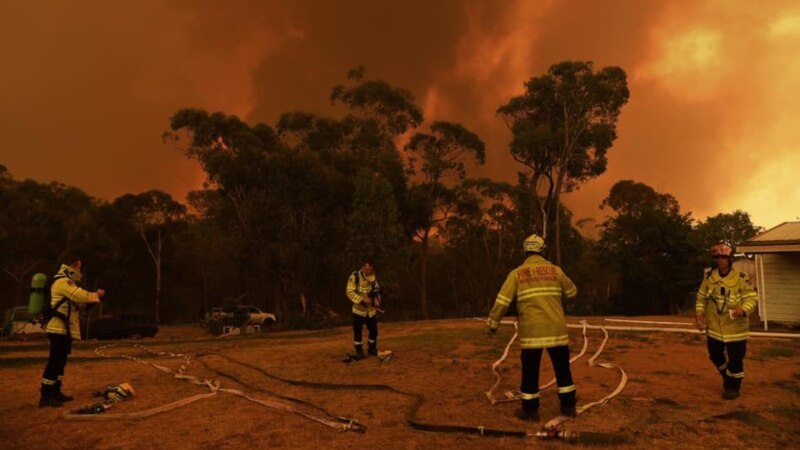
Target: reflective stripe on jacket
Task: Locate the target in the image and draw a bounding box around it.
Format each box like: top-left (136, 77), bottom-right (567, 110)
top-left (487, 255), bottom-right (578, 349)
top-left (696, 267), bottom-right (758, 343)
top-left (346, 271), bottom-right (379, 318)
top-left (45, 264), bottom-right (101, 340)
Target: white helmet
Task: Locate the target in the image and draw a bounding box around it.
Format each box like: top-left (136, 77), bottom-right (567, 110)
top-left (523, 234), bottom-right (546, 253)
top-left (710, 243), bottom-right (733, 259)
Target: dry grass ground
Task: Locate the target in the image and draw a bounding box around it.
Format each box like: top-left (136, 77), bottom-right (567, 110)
top-left (1, 317), bottom-right (798, 449)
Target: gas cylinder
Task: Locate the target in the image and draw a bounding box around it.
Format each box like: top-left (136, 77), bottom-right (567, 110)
top-left (28, 273), bottom-right (48, 315)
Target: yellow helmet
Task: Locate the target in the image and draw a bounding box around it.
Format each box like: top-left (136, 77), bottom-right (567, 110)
top-left (523, 234), bottom-right (546, 253)
top-left (105, 383), bottom-right (135, 402)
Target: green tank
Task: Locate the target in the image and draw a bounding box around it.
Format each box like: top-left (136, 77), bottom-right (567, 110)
top-left (28, 273), bottom-right (48, 315)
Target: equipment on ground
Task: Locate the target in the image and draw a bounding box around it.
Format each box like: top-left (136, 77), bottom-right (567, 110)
top-left (71, 382), bottom-right (135, 415)
top-left (73, 402), bottom-right (112, 415)
top-left (534, 429), bottom-right (579, 440)
top-left (93, 383), bottom-right (136, 402)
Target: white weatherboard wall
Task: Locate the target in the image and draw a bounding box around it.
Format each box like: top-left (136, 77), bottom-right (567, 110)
top-left (760, 253), bottom-right (800, 324)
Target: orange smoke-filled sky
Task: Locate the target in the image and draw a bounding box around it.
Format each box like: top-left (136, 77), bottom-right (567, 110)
top-left (1, 0), bottom-right (798, 232)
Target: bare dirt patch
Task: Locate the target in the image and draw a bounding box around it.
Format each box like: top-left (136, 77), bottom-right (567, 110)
top-left (1, 317), bottom-right (798, 449)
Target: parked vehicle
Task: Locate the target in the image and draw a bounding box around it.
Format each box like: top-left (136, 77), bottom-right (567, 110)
top-left (204, 305), bottom-right (276, 327)
top-left (1, 307), bottom-right (43, 337)
top-left (240, 305), bottom-right (277, 326)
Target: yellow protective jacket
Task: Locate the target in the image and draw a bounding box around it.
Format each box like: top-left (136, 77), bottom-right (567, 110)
top-left (696, 267), bottom-right (758, 343)
top-left (346, 270), bottom-right (379, 318)
top-left (487, 255), bottom-right (578, 348)
top-left (44, 264), bottom-right (102, 340)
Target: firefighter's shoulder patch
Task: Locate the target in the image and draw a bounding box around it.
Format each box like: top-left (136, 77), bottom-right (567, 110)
top-left (66, 280), bottom-right (75, 286)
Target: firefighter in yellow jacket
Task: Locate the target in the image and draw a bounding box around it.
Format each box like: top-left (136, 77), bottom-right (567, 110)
top-left (39, 254), bottom-right (105, 407)
top-left (487, 234), bottom-right (578, 421)
top-left (695, 243), bottom-right (758, 400)
top-left (346, 260), bottom-right (381, 359)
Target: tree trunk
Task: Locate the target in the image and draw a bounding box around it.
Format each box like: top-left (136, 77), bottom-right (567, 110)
top-left (201, 272), bottom-right (208, 319)
top-left (532, 189), bottom-right (545, 237)
top-left (555, 198), bottom-right (562, 266)
top-left (420, 229), bottom-right (430, 320)
top-left (155, 230), bottom-right (162, 324)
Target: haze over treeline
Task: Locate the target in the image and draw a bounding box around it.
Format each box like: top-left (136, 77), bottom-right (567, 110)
top-left (2, 1), bottom-right (799, 231)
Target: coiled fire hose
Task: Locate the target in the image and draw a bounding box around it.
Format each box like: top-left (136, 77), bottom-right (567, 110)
top-left (486, 319), bottom-right (628, 430)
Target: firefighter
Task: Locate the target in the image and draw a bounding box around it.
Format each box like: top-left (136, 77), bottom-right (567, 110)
top-left (695, 243), bottom-right (758, 400)
top-left (487, 234), bottom-right (579, 421)
top-left (346, 260), bottom-right (381, 359)
top-left (39, 254), bottom-right (106, 407)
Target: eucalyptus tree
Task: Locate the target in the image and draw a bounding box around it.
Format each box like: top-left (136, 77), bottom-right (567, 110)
top-left (113, 190), bottom-right (186, 323)
top-left (498, 61), bottom-right (629, 264)
top-left (404, 121), bottom-right (485, 319)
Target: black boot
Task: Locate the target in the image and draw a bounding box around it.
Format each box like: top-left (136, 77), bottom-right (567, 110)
top-left (723, 378), bottom-right (740, 399)
top-left (39, 384), bottom-right (64, 408)
top-left (516, 400), bottom-right (540, 421)
top-left (722, 376), bottom-right (741, 400)
top-left (722, 389), bottom-right (740, 400)
top-left (560, 405), bottom-right (578, 417)
top-left (55, 381), bottom-right (74, 403)
top-left (354, 345), bottom-right (365, 360)
top-left (368, 342), bottom-right (378, 357)
top-left (559, 390), bottom-right (578, 417)
top-left (515, 408), bottom-right (540, 421)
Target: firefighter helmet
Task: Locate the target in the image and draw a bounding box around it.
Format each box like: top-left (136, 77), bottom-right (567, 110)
top-left (523, 234), bottom-right (546, 253)
top-left (105, 383), bottom-right (135, 402)
top-left (710, 243), bottom-right (733, 258)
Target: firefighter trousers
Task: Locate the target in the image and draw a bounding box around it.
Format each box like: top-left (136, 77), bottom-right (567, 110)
top-left (520, 345), bottom-right (577, 411)
top-left (707, 337), bottom-right (746, 391)
top-left (42, 333), bottom-right (72, 386)
top-left (352, 314), bottom-right (378, 352)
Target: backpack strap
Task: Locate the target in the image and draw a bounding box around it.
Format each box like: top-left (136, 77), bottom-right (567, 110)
top-left (49, 274), bottom-right (74, 335)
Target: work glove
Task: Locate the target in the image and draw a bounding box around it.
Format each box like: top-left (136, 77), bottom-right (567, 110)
top-left (695, 313), bottom-right (706, 330)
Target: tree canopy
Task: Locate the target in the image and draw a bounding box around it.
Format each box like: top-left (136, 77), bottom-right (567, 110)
top-left (497, 61), bottom-right (629, 264)
top-left (0, 63), bottom-right (766, 326)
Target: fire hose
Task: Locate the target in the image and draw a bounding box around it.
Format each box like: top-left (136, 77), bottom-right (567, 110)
top-left (63, 343), bottom-right (533, 436)
top-left (63, 344), bottom-right (366, 432)
top-left (62, 343), bottom-right (584, 439)
top-left (486, 319), bottom-right (628, 430)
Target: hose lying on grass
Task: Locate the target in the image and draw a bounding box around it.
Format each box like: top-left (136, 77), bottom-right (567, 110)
top-left (62, 344), bottom-right (365, 432)
top-left (486, 319), bottom-right (628, 430)
top-left (63, 343), bottom-right (533, 437)
top-left (63, 330), bottom-right (630, 443)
